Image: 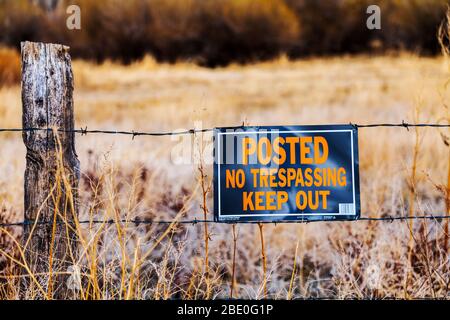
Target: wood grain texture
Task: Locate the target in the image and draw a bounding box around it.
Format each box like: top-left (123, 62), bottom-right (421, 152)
top-left (21, 41), bottom-right (79, 299)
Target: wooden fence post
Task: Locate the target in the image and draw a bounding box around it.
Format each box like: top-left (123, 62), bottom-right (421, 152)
top-left (21, 41), bottom-right (80, 299)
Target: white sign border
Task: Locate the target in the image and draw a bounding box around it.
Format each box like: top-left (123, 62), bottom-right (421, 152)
top-left (217, 129), bottom-right (357, 218)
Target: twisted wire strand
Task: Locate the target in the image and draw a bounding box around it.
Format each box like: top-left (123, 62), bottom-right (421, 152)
top-left (1, 215), bottom-right (450, 228)
top-left (0, 122), bottom-right (449, 137)
top-left (0, 121), bottom-right (449, 228)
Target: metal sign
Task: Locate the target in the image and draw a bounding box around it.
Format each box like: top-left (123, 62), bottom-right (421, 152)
top-left (213, 125), bottom-right (360, 222)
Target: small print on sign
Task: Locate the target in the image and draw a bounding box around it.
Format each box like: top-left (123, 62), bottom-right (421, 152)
top-left (213, 125), bottom-right (360, 222)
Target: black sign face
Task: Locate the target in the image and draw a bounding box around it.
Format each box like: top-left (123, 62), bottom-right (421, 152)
top-left (213, 125), bottom-right (360, 222)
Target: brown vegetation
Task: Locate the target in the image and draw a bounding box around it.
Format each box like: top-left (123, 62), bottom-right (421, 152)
top-left (0, 47), bottom-right (20, 87)
top-left (0, 0), bottom-right (449, 66)
top-left (0, 0), bottom-right (449, 301)
top-left (0, 52), bottom-right (449, 298)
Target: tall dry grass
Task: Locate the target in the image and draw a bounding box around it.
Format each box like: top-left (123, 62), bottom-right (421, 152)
top-left (438, 6), bottom-right (450, 255)
top-left (0, 10), bottom-right (449, 298)
top-left (0, 53), bottom-right (448, 299)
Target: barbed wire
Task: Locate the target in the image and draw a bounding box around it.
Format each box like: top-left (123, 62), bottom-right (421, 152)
top-left (1, 215), bottom-right (450, 228)
top-left (0, 122), bottom-right (449, 137)
top-left (0, 121), bottom-right (449, 228)
top-left (0, 127), bottom-right (214, 137)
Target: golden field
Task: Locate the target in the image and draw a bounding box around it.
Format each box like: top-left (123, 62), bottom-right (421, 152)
top-left (0, 54), bottom-right (449, 299)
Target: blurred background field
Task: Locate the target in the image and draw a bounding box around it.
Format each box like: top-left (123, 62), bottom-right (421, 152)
top-left (0, 0), bottom-right (449, 299)
top-left (0, 0), bottom-right (449, 67)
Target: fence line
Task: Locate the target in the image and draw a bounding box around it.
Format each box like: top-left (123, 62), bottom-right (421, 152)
top-left (0, 122), bottom-right (449, 137)
top-left (1, 215), bottom-right (450, 228)
top-left (0, 121), bottom-right (449, 228)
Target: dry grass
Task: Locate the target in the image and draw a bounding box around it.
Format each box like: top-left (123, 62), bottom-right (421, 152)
top-left (0, 52), bottom-right (449, 299)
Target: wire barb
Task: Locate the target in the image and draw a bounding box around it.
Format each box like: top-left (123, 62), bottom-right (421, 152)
top-left (80, 126), bottom-right (88, 136)
top-left (402, 120), bottom-right (409, 131)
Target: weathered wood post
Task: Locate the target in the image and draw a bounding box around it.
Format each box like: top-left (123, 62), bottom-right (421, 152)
top-left (21, 41), bottom-right (80, 299)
